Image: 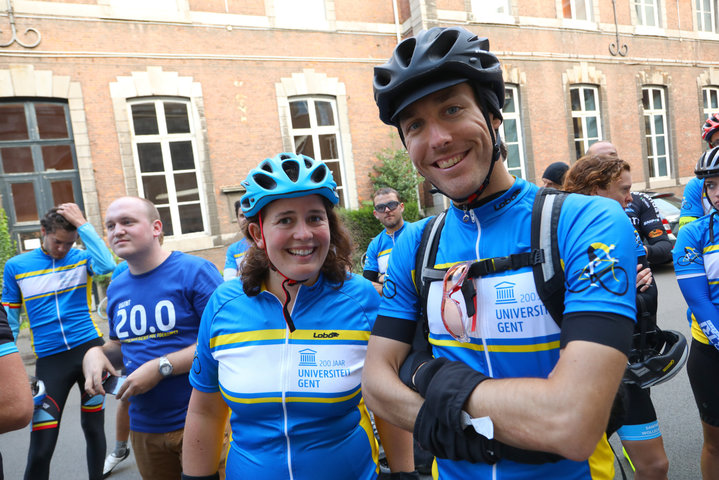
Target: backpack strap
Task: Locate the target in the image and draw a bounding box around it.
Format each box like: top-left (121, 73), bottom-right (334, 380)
top-left (531, 187), bottom-right (568, 327)
top-left (413, 211), bottom-right (447, 342)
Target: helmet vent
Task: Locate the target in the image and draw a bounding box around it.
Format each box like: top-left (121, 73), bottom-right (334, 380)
top-left (281, 160), bottom-right (300, 182)
top-left (427, 28), bottom-right (459, 61)
top-left (311, 164), bottom-right (328, 183)
top-left (395, 38), bottom-right (416, 68)
top-left (252, 172), bottom-right (277, 190)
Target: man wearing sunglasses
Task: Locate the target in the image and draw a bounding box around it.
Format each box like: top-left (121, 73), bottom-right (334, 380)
top-left (363, 188), bottom-right (408, 295)
top-left (362, 26), bottom-right (638, 480)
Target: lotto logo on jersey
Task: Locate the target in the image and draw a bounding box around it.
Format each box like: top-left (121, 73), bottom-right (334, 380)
top-left (648, 229), bottom-right (664, 238)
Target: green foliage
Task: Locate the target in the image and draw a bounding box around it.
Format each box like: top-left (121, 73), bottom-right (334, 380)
top-left (370, 147), bottom-right (422, 204)
top-left (0, 207), bottom-right (16, 289)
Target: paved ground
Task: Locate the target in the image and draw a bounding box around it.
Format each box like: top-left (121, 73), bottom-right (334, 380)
top-left (0, 266), bottom-right (703, 478)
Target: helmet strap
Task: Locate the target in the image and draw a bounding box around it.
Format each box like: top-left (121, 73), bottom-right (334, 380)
top-left (257, 212), bottom-right (304, 332)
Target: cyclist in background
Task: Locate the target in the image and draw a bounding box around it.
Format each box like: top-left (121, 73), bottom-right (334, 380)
top-left (223, 201), bottom-right (250, 281)
top-left (679, 113), bottom-right (719, 230)
top-left (674, 146), bottom-right (719, 480)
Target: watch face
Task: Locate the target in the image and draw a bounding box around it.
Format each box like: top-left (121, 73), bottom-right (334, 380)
top-left (159, 358), bottom-right (173, 376)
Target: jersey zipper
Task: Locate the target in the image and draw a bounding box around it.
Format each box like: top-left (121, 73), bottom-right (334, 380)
top-left (469, 209), bottom-right (494, 378)
top-left (280, 286), bottom-right (302, 480)
top-left (52, 257), bottom-right (70, 350)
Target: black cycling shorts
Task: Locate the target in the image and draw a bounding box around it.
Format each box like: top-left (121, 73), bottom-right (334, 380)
top-left (622, 383), bottom-right (657, 426)
top-left (687, 338), bottom-right (719, 427)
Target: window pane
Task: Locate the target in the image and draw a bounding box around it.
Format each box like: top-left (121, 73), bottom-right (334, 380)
top-left (290, 101), bottom-right (310, 129)
top-left (652, 90), bottom-right (662, 110)
top-left (658, 156), bottom-right (667, 176)
top-left (178, 203), bottom-right (203, 234)
top-left (314, 101), bottom-right (335, 126)
top-left (654, 115), bottom-right (664, 135)
top-left (572, 118), bottom-right (583, 139)
top-left (503, 90), bottom-right (516, 113)
top-left (586, 117), bottom-right (598, 138)
top-left (294, 135), bottom-right (314, 157)
top-left (576, 0), bottom-right (587, 19)
top-left (655, 135), bottom-right (666, 155)
top-left (174, 173), bottom-right (199, 201)
top-left (164, 102), bottom-right (190, 134)
top-left (50, 180), bottom-right (74, 205)
top-left (570, 89), bottom-right (580, 111)
top-left (563, 0), bottom-right (572, 18)
top-left (503, 119), bottom-right (518, 143)
top-left (137, 143), bottom-right (164, 172)
top-left (583, 89), bottom-right (596, 110)
top-left (0, 104), bottom-right (29, 141)
top-left (42, 145), bottom-right (74, 171)
top-left (506, 144), bottom-right (520, 168)
top-left (2, 147), bottom-right (34, 173)
top-left (325, 160), bottom-right (343, 188)
top-left (142, 175), bottom-right (169, 205)
top-left (131, 104), bottom-right (159, 135)
top-left (169, 141), bottom-right (195, 170)
top-left (575, 141), bottom-right (584, 159)
top-left (642, 90), bottom-right (650, 109)
top-left (157, 206), bottom-right (173, 236)
top-left (10, 183), bottom-right (37, 222)
top-left (35, 104), bottom-right (68, 139)
top-left (318, 134), bottom-right (338, 160)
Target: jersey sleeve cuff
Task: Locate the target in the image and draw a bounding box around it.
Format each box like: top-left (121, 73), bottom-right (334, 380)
top-left (370, 315), bottom-right (416, 344)
top-left (560, 311), bottom-right (634, 355)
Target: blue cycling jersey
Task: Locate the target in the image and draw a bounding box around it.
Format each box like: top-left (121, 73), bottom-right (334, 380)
top-left (2, 223), bottom-right (115, 357)
top-left (674, 213), bottom-right (719, 350)
top-left (190, 273), bottom-right (381, 480)
top-left (364, 222), bottom-right (409, 276)
top-left (107, 251), bottom-right (222, 433)
top-left (680, 177), bottom-right (711, 221)
top-left (223, 239), bottom-right (250, 281)
top-left (378, 178), bottom-right (637, 480)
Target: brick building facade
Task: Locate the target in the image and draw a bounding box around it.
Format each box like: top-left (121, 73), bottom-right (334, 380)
top-left (0, 0), bottom-right (717, 268)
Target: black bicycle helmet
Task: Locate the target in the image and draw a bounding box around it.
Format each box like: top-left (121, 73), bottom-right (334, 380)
top-left (695, 145), bottom-right (719, 179)
top-left (624, 328), bottom-right (688, 389)
top-left (373, 26), bottom-right (505, 126)
top-left (703, 112), bottom-right (719, 144)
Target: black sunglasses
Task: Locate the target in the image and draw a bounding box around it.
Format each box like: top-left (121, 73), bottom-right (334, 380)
top-left (374, 201), bottom-right (400, 212)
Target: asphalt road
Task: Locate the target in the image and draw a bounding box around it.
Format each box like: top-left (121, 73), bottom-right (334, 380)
top-left (0, 265), bottom-right (703, 479)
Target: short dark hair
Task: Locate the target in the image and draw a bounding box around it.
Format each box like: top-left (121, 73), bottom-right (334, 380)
top-left (40, 208), bottom-right (77, 234)
top-left (373, 187), bottom-right (400, 203)
top-left (234, 200), bottom-right (243, 217)
top-left (563, 155), bottom-right (630, 194)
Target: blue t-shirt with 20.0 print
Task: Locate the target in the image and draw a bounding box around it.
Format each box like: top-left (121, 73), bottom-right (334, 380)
top-left (107, 251), bottom-right (222, 433)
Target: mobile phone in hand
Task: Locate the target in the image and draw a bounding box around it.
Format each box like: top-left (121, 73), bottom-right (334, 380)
top-left (103, 374), bottom-right (127, 396)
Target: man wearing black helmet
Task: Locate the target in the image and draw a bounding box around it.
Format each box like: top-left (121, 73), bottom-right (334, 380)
top-left (362, 27), bottom-right (638, 479)
top-left (675, 146), bottom-right (719, 480)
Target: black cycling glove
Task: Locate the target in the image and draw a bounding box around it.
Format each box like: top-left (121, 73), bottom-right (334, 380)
top-left (422, 360), bottom-right (488, 428)
top-left (399, 353), bottom-right (448, 394)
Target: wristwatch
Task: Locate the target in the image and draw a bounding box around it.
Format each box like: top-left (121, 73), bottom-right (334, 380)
top-left (158, 355), bottom-right (173, 378)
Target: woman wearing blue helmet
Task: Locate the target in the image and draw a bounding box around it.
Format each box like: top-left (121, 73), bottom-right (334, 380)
top-left (182, 153), bottom-right (415, 480)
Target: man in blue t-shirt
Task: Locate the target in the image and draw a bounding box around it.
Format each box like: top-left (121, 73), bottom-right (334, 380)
top-left (363, 187), bottom-right (409, 295)
top-left (83, 196), bottom-right (222, 480)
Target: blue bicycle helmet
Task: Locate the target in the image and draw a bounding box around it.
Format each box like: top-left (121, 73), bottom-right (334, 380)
top-left (373, 26), bottom-right (505, 126)
top-left (240, 153), bottom-right (339, 217)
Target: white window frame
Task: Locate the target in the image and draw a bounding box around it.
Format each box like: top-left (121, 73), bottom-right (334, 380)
top-left (635, 0), bottom-right (661, 27)
top-left (288, 96), bottom-right (348, 207)
top-left (703, 86), bottom-right (719, 115)
top-left (696, 0), bottom-right (717, 33)
top-left (500, 85), bottom-right (526, 179)
top-left (127, 97), bottom-right (208, 238)
top-left (562, 0), bottom-right (593, 21)
top-left (569, 85), bottom-right (602, 160)
top-left (642, 87), bottom-right (672, 179)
